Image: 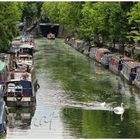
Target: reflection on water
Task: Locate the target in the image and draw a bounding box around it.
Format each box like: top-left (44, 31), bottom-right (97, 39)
top-left (8, 107), bottom-right (35, 129)
top-left (6, 38), bottom-right (140, 138)
top-left (7, 107), bottom-right (35, 138)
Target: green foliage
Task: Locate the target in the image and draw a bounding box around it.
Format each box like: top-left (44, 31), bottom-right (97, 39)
top-left (128, 2), bottom-right (140, 43)
top-left (58, 2), bottom-right (83, 34)
top-left (80, 2), bottom-right (129, 44)
top-left (0, 2), bottom-right (22, 51)
top-left (42, 2), bottom-right (83, 35)
top-left (22, 2), bottom-right (38, 25)
top-left (41, 2), bottom-right (60, 23)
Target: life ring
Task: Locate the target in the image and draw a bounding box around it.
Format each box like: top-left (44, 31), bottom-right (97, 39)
top-left (9, 91), bottom-right (14, 96)
top-left (15, 92), bottom-right (23, 101)
top-left (16, 96), bottom-right (23, 101)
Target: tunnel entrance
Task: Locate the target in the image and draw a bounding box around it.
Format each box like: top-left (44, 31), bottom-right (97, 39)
top-left (39, 23), bottom-right (60, 37)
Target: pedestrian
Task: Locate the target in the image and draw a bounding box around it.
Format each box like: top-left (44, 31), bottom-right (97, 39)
top-left (26, 65), bottom-right (30, 73)
top-left (129, 68), bottom-right (137, 85)
top-left (118, 56), bottom-right (123, 71)
top-left (36, 79), bottom-right (40, 90)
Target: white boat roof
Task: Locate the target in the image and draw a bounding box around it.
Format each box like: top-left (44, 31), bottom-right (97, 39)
top-left (9, 72), bottom-right (31, 82)
top-left (19, 44), bottom-right (34, 49)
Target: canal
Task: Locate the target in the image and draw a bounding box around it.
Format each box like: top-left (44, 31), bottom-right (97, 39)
top-left (6, 38), bottom-right (140, 138)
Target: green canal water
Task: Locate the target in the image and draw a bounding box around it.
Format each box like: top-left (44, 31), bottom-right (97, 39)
top-left (6, 38), bottom-right (140, 138)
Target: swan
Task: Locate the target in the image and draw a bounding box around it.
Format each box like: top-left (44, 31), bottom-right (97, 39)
top-left (113, 103), bottom-right (124, 114)
top-left (39, 116), bottom-right (48, 125)
top-left (100, 102), bottom-right (106, 107)
top-left (33, 118), bottom-right (40, 127)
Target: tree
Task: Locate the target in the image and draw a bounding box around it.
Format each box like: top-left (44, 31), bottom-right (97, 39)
top-left (41, 2), bottom-right (60, 23)
top-left (0, 2), bottom-right (22, 51)
top-left (21, 2), bottom-right (38, 27)
top-left (128, 2), bottom-right (140, 45)
top-left (58, 2), bottom-right (83, 35)
top-left (42, 2), bottom-right (83, 36)
top-left (80, 2), bottom-right (130, 47)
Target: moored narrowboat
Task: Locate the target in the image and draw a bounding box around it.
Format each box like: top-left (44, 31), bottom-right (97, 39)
top-left (83, 44), bottom-right (91, 56)
top-left (16, 54), bottom-right (33, 70)
top-left (4, 69), bottom-right (38, 107)
top-left (0, 61), bottom-right (9, 84)
top-left (89, 47), bottom-right (98, 59)
top-left (0, 99), bottom-right (8, 135)
top-left (19, 44), bottom-right (34, 56)
top-left (109, 55), bottom-right (133, 74)
top-left (100, 53), bottom-right (114, 68)
top-left (134, 68), bottom-right (140, 88)
top-left (47, 32), bottom-right (55, 39)
top-left (121, 61), bottom-right (140, 83)
top-left (95, 48), bottom-right (111, 62)
top-left (74, 40), bottom-right (85, 51)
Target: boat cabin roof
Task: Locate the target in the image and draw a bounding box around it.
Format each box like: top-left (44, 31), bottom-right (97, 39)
top-left (12, 40), bottom-right (23, 46)
top-left (124, 61), bottom-right (140, 69)
top-left (19, 44), bottom-right (34, 49)
top-left (97, 48), bottom-right (111, 53)
top-left (18, 54), bottom-right (32, 59)
top-left (0, 100), bottom-right (6, 124)
top-left (0, 60), bottom-right (6, 73)
top-left (112, 54), bottom-right (133, 61)
top-left (9, 72), bottom-right (31, 82)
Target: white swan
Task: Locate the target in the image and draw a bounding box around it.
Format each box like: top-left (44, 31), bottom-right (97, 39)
top-left (100, 102), bottom-right (106, 107)
top-left (113, 103), bottom-right (124, 114)
top-left (39, 116), bottom-right (48, 125)
top-left (33, 118), bottom-right (40, 127)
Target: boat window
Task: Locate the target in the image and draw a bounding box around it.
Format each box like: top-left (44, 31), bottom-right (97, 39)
top-left (20, 81), bottom-right (32, 96)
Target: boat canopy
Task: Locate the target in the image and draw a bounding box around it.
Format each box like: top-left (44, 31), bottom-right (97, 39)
top-left (0, 61), bottom-right (6, 73)
top-left (97, 48), bottom-right (111, 53)
top-left (0, 100), bottom-right (6, 124)
top-left (124, 61), bottom-right (140, 69)
top-left (19, 44), bottom-right (34, 49)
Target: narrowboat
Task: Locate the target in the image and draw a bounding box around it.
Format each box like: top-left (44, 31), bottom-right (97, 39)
top-left (0, 85), bottom-right (8, 135)
top-left (109, 55), bottom-right (133, 74)
top-left (21, 34), bottom-right (33, 42)
top-left (121, 61), bottom-right (140, 83)
top-left (4, 69), bottom-right (38, 107)
top-left (89, 47), bottom-right (98, 59)
top-left (19, 44), bottom-right (34, 56)
top-left (0, 61), bottom-right (9, 84)
top-left (69, 37), bottom-right (75, 47)
top-left (0, 100), bottom-right (8, 134)
top-left (8, 107), bottom-right (35, 129)
top-left (74, 40), bottom-right (85, 51)
top-left (95, 48), bottom-right (111, 62)
top-left (100, 53), bottom-right (114, 68)
top-left (134, 68), bottom-right (140, 88)
top-left (47, 33), bottom-right (55, 39)
top-left (12, 40), bottom-right (23, 47)
top-left (17, 54), bottom-right (33, 69)
top-left (83, 44), bottom-right (91, 56)
top-left (0, 53), bottom-right (10, 65)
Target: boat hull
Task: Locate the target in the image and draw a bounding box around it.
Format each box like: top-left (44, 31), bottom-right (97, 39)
top-left (4, 97), bottom-right (36, 107)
